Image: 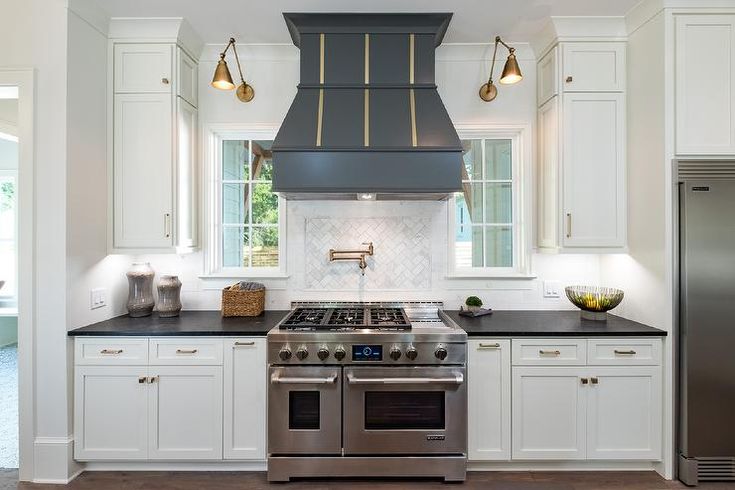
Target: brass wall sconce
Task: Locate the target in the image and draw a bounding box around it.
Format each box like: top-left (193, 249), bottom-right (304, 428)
top-left (479, 36), bottom-right (523, 102)
top-left (329, 242), bottom-right (374, 275)
top-left (211, 37), bottom-right (255, 102)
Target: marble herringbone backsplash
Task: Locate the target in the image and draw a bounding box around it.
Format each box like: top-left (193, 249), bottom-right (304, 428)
top-left (305, 217), bottom-right (431, 290)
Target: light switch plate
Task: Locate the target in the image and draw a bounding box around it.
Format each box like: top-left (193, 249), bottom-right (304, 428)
top-left (543, 281), bottom-right (562, 298)
top-left (90, 288), bottom-right (107, 310)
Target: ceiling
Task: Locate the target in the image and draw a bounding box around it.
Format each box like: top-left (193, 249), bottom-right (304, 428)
top-left (92, 0), bottom-right (642, 44)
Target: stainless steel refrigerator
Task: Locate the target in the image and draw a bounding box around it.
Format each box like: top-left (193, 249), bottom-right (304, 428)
top-left (679, 174), bottom-right (735, 486)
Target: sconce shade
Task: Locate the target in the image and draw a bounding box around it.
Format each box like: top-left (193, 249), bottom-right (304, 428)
top-left (211, 58), bottom-right (235, 90)
top-left (499, 52), bottom-right (522, 85)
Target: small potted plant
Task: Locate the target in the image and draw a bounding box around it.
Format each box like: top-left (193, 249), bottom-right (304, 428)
top-left (465, 296), bottom-right (483, 313)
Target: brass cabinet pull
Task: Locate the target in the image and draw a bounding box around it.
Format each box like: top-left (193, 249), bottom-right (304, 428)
top-left (100, 349), bottom-right (123, 355)
top-left (234, 341), bottom-right (255, 346)
top-left (176, 348), bottom-right (198, 354)
top-left (539, 349), bottom-right (561, 356)
top-left (580, 377), bottom-right (589, 385)
top-left (148, 376), bottom-right (158, 383)
top-left (591, 377), bottom-right (599, 384)
top-left (162, 77), bottom-right (170, 85)
top-left (138, 376), bottom-right (147, 384)
top-left (566, 76), bottom-right (573, 83)
top-left (566, 213), bottom-right (572, 238)
top-left (614, 349), bottom-right (637, 355)
top-left (164, 213), bottom-right (172, 238)
top-left (479, 343), bottom-right (501, 349)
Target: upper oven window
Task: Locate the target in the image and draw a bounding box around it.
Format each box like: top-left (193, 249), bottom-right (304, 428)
top-left (289, 391), bottom-right (320, 430)
top-left (364, 391), bottom-right (445, 430)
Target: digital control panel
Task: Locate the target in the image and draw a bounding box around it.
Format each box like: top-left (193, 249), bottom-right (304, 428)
top-left (352, 344), bottom-right (382, 361)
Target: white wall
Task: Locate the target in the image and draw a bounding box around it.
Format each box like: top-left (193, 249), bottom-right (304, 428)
top-left (129, 42), bottom-right (604, 312)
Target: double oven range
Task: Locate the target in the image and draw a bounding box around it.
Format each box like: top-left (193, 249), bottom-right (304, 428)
top-left (266, 302), bottom-right (468, 482)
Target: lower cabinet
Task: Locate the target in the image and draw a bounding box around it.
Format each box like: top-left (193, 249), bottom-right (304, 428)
top-left (148, 366), bottom-right (223, 460)
top-left (467, 339), bottom-right (511, 461)
top-left (223, 338), bottom-right (267, 460)
top-left (511, 365), bottom-right (662, 461)
top-left (74, 337), bottom-right (266, 462)
top-left (74, 366), bottom-right (149, 460)
top-left (469, 337), bottom-right (663, 464)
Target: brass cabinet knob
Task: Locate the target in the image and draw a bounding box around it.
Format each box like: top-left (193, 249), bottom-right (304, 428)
top-left (591, 377), bottom-right (599, 385)
top-left (162, 77), bottom-right (170, 85)
top-left (566, 76), bottom-right (573, 83)
top-left (580, 377), bottom-right (589, 385)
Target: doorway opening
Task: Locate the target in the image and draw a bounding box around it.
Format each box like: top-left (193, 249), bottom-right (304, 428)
top-left (0, 85), bottom-right (18, 472)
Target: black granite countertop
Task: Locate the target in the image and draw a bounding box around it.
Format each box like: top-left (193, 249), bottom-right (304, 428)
top-left (67, 310), bottom-right (290, 337)
top-left (443, 310), bottom-right (667, 337)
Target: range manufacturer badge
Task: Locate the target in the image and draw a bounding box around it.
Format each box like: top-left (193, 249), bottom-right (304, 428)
top-left (426, 435), bottom-right (445, 441)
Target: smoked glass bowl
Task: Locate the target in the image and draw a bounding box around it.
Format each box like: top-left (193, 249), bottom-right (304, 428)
top-left (565, 286), bottom-right (624, 321)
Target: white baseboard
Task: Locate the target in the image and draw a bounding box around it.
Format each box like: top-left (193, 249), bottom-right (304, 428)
top-left (82, 461), bottom-right (267, 472)
top-left (33, 436), bottom-right (83, 484)
top-left (468, 460), bottom-right (659, 472)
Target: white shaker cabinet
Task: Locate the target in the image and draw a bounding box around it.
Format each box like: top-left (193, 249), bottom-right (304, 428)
top-left (467, 339), bottom-right (511, 461)
top-left (114, 44), bottom-right (173, 93)
top-left (586, 367), bottom-right (662, 460)
top-left (562, 93), bottom-right (626, 248)
top-left (110, 42), bottom-right (199, 253)
top-left (113, 93), bottom-right (174, 249)
top-left (223, 338), bottom-right (267, 460)
top-left (148, 366), bottom-right (223, 460)
top-left (74, 366), bottom-right (149, 460)
top-left (561, 43), bottom-right (625, 93)
top-left (536, 41), bottom-right (627, 252)
top-left (512, 367), bottom-right (587, 460)
top-left (676, 15), bottom-right (735, 155)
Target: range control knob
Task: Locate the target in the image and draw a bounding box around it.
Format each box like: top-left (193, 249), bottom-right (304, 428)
top-left (405, 346), bottom-right (418, 361)
top-left (317, 346), bottom-right (330, 361)
top-left (278, 346), bottom-right (292, 361)
top-left (434, 345), bottom-right (448, 361)
top-left (333, 346), bottom-right (346, 361)
top-left (389, 346), bottom-right (402, 361)
top-left (296, 346), bottom-right (309, 360)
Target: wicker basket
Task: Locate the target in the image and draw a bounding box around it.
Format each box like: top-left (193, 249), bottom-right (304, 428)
top-left (221, 283), bottom-right (265, 317)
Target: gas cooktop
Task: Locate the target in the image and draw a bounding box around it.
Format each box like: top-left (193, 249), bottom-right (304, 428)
top-left (279, 305), bottom-right (411, 331)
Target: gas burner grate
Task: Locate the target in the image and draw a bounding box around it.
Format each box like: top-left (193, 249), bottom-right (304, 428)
top-left (369, 307), bottom-right (411, 329)
top-left (327, 308), bottom-right (366, 326)
top-left (280, 308), bottom-right (328, 328)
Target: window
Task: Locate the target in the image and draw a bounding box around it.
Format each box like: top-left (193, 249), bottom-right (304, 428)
top-left (0, 170), bottom-right (16, 299)
top-left (449, 130), bottom-right (527, 276)
top-left (206, 131), bottom-right (285, 277)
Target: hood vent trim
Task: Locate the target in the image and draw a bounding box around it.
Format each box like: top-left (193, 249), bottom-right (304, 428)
top-left (272, 13), bottom-right (463, 200)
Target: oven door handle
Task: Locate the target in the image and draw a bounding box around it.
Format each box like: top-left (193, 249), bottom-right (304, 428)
top-left (270, 373), bottom-right (338, 385)
top-left (346, 373), bottom-right (464, 385)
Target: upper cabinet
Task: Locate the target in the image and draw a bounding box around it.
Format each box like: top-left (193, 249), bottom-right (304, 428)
top-left (676, 15), bottom-right (735, 155)
top-left (536, 42), bottom-right (627, 252)
top-left (110, 41), bottom-right (199, 253)
top-left (561, 43), bottom-right (625, 93)
top-left (114, 44), bottom-right (173, 93)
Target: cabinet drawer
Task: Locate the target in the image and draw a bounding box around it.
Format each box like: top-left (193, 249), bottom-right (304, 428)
top-left (149, 338), bottom-right (224, 365)
top-left (75, 338), bottom-right (149, 365)
top-left (512, 339), bottom-right (587, 365)
top-left (587, 339), bottom-right (661, 366)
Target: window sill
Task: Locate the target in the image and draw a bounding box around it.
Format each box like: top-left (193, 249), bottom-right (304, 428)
top-left (199, 272), bottom-right (290, 280)
top-left (446, 272), bottom-right (537, 280)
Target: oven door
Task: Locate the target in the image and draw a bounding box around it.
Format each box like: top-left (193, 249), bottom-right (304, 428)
top-left (343, 366), bottom-right (467, 455)
top-left (268, 366), bottom-right (342, 455)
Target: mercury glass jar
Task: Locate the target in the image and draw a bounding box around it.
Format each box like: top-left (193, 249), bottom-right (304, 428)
top-left (126, 262), bottom-right (155, 317)
top-left (157, 275), bottom-right (182, 317)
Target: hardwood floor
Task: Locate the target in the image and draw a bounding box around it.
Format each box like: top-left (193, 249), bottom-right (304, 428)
top-left (1, 470), bottom-right (735, 490)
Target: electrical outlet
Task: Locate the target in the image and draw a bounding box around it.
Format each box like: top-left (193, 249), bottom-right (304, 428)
top-left (543, 281), bottom-right (562, 298)
top-left (90, 288), bottom-right (107, 310)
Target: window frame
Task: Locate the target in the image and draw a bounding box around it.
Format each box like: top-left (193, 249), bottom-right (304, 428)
top-left (447, 125), bottom-right (531, 278)
top-left (202, 125), bottom-right (287, 279)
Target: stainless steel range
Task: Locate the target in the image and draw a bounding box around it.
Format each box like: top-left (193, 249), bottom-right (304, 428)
top-left (266, 301), bottom-right (467, 482)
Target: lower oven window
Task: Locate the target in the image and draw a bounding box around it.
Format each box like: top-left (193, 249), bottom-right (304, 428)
top-left (364, 391), bottom-right (445, 430)
top-left (289, 391), bottom-right (320, 430)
